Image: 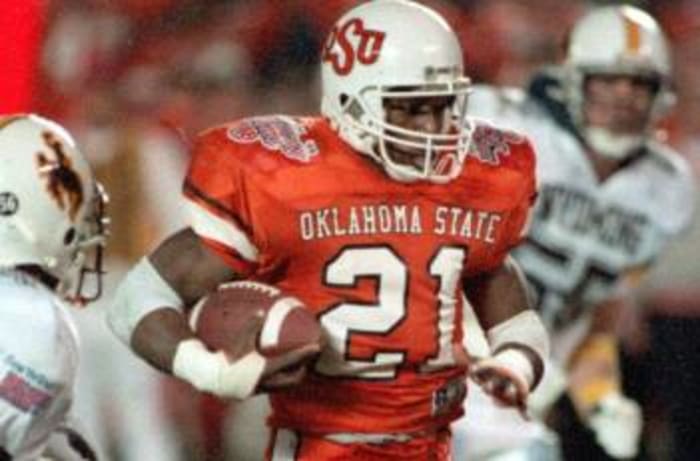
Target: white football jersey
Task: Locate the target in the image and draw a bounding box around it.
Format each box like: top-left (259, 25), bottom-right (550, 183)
top-left (468, 79), bottom-right (695, 363)
top-left (0, 270), bottom-right (79, 459)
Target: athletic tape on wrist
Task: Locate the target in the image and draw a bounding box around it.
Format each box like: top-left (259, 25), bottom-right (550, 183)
top-left (487, 310), bottom-right (549, 389)
top-left (173, 338), bottom-right (266, 399)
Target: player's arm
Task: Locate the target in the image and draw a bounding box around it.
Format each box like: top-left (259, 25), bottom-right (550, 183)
top-left (567, 264), bottom-right (649, 415)
top-left (567, 295), bottom-right (628, 417)
top-left (107, 228), bottom-right (316, 399)
top-left (463, 255), bottom-right (549, 409)
top-left (567, 296), bottom-right (643, 459)
top-left (567, 271), bottom-right (646, 459)
top-left (129, 228), bottom-right (236, 373)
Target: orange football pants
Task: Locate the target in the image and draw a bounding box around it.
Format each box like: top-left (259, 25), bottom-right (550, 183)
top-left (266, 427), bottom-right (452, 461)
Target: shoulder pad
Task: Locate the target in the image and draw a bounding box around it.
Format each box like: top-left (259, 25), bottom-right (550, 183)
top-left (644, 141), bottom-right (696, 235)
top-left (467, 119), bottom-right (531, 166)
top-left (469, 84), bottom-right (528, 117)
top-left (645, 141), bottom-right (693, 178)
top-left (223, 115), bottom-right (320, 163)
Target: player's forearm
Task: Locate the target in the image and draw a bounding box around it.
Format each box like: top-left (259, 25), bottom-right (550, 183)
top-left (590, 295), bottom-right (627, 335)
top-left (566, 297), bottom-right (626, 413)
top-left (131, 309), bottom-right (195, 373)
top-left (108, 229), bottom-right (239, 369)
top-left (464, 255), bottom-right (532, 330)
top-left (465, 256), bottom-right (549, 392)
top-left (568, 328), bottom-right (642, 459)
top-left (568, 332), bottom-right (621, 416)
top-left (107, 230), bottom-right (277, 398)
top-left (107, 256), bottom-right (188, 353)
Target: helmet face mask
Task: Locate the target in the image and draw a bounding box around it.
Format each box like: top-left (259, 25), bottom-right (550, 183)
top-left (59, 182), bottom-right (108, 305)
top-left (365, 84), bottom-right (472, 183)
top-left (564, 5), bottom-right (674, 159)
top-left (0, 114), bottom-right (108, 305)
top-left (321, 0), bottom-right (473, 183)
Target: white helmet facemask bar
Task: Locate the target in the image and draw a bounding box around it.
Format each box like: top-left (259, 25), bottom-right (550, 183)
top-left (58, 183), bottom-right (109, 305)
top-left (338, 78), bottom-right (473, 183)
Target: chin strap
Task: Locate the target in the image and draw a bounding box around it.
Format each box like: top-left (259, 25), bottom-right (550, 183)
top-left (583, 126), bottom-right (645, 160)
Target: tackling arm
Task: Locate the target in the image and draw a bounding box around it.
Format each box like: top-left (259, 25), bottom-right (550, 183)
top-left (464, 256), bottom-right (549, 409)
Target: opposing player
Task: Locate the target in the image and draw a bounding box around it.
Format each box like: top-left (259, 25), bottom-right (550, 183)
top-left (454, 5), bottom-right (695, 460)
top-left (0, 114), bottom-right (108, 459)
top-left (107, 1), bottom-right (549, 459)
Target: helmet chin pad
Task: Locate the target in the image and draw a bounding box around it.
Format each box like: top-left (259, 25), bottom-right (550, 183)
top-left (584, 126), bottom-right (645, 159)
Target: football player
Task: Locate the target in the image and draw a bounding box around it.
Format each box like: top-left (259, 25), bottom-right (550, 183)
top-left (453, 5), bottom-right (695, 460)
top-left (107, 1), bottom-right (549, 459)
top-left (0, 114), bottom-right (108, 460)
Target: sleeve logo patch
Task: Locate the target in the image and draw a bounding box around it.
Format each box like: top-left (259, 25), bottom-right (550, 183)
top-left (468, 124), bottom-right (526, 165)
top-left (0, 372), bottom-right (52, 415)
top-left (228, 116), bottom-right (320, 163)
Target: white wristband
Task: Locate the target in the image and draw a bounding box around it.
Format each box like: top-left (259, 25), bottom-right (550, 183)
top-left (486, 310), bottom-right (549, 389)
top-left (487, 310), bottom-right (549, 360)
top-left (490, 348), bottom-right (535, 389)
top-left (173, 339), bottom-right (266, 399)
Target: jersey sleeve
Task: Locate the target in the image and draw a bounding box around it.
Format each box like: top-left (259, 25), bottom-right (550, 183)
top-left (0, 286), bottom-right (74, 459)
top-left (485, 137), bottom-right (539, 272)
top-left (182, 128), bottom-right (260, 276)
top-left (655, 150), bottom-right (696, 237)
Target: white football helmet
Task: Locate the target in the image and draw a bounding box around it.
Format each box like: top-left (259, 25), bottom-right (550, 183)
top-left (321, 0), bottom-right (472, 183)
top-left (0, 114), bottom-right (108, 304)
top-left (564, 5), bottom-right (674, 159)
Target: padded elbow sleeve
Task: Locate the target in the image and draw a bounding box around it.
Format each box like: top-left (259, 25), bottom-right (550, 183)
top-left (107, 257), bottom-right (185, 346)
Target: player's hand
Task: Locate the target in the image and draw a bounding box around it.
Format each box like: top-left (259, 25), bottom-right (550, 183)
top-left (253, 309), bottom-right (322, 391)
top-left (258, 360), bottom-right (311, 392)
top-left (470, 357), bottom-right (529, 419)
top-left (173, 313), bottom-right (320, 399)
top-left (257, 341), bottom-right (321, 392)
top-left (587, 393), bottom-right (642, 459)
top-left (228, 311), bottom-right (320, 379)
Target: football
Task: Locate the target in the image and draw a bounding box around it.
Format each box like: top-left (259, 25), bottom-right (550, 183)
top-left (188, 280), bottom-right (322, 359)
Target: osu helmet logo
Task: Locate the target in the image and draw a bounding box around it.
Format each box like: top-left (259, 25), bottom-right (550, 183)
top-left (322, 18), bottom-right (386, 76)
top-left (36, 131), bottom-right (84, 221)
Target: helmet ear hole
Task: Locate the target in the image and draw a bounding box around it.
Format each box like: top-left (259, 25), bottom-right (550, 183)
top-left (339, 94), bottom-right (349, 106)
top-left (63, 228), bottom-right (76, 246)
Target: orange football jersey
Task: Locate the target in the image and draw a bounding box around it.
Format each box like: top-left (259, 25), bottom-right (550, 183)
top-left (183, 115), bottom-right (536, 434)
